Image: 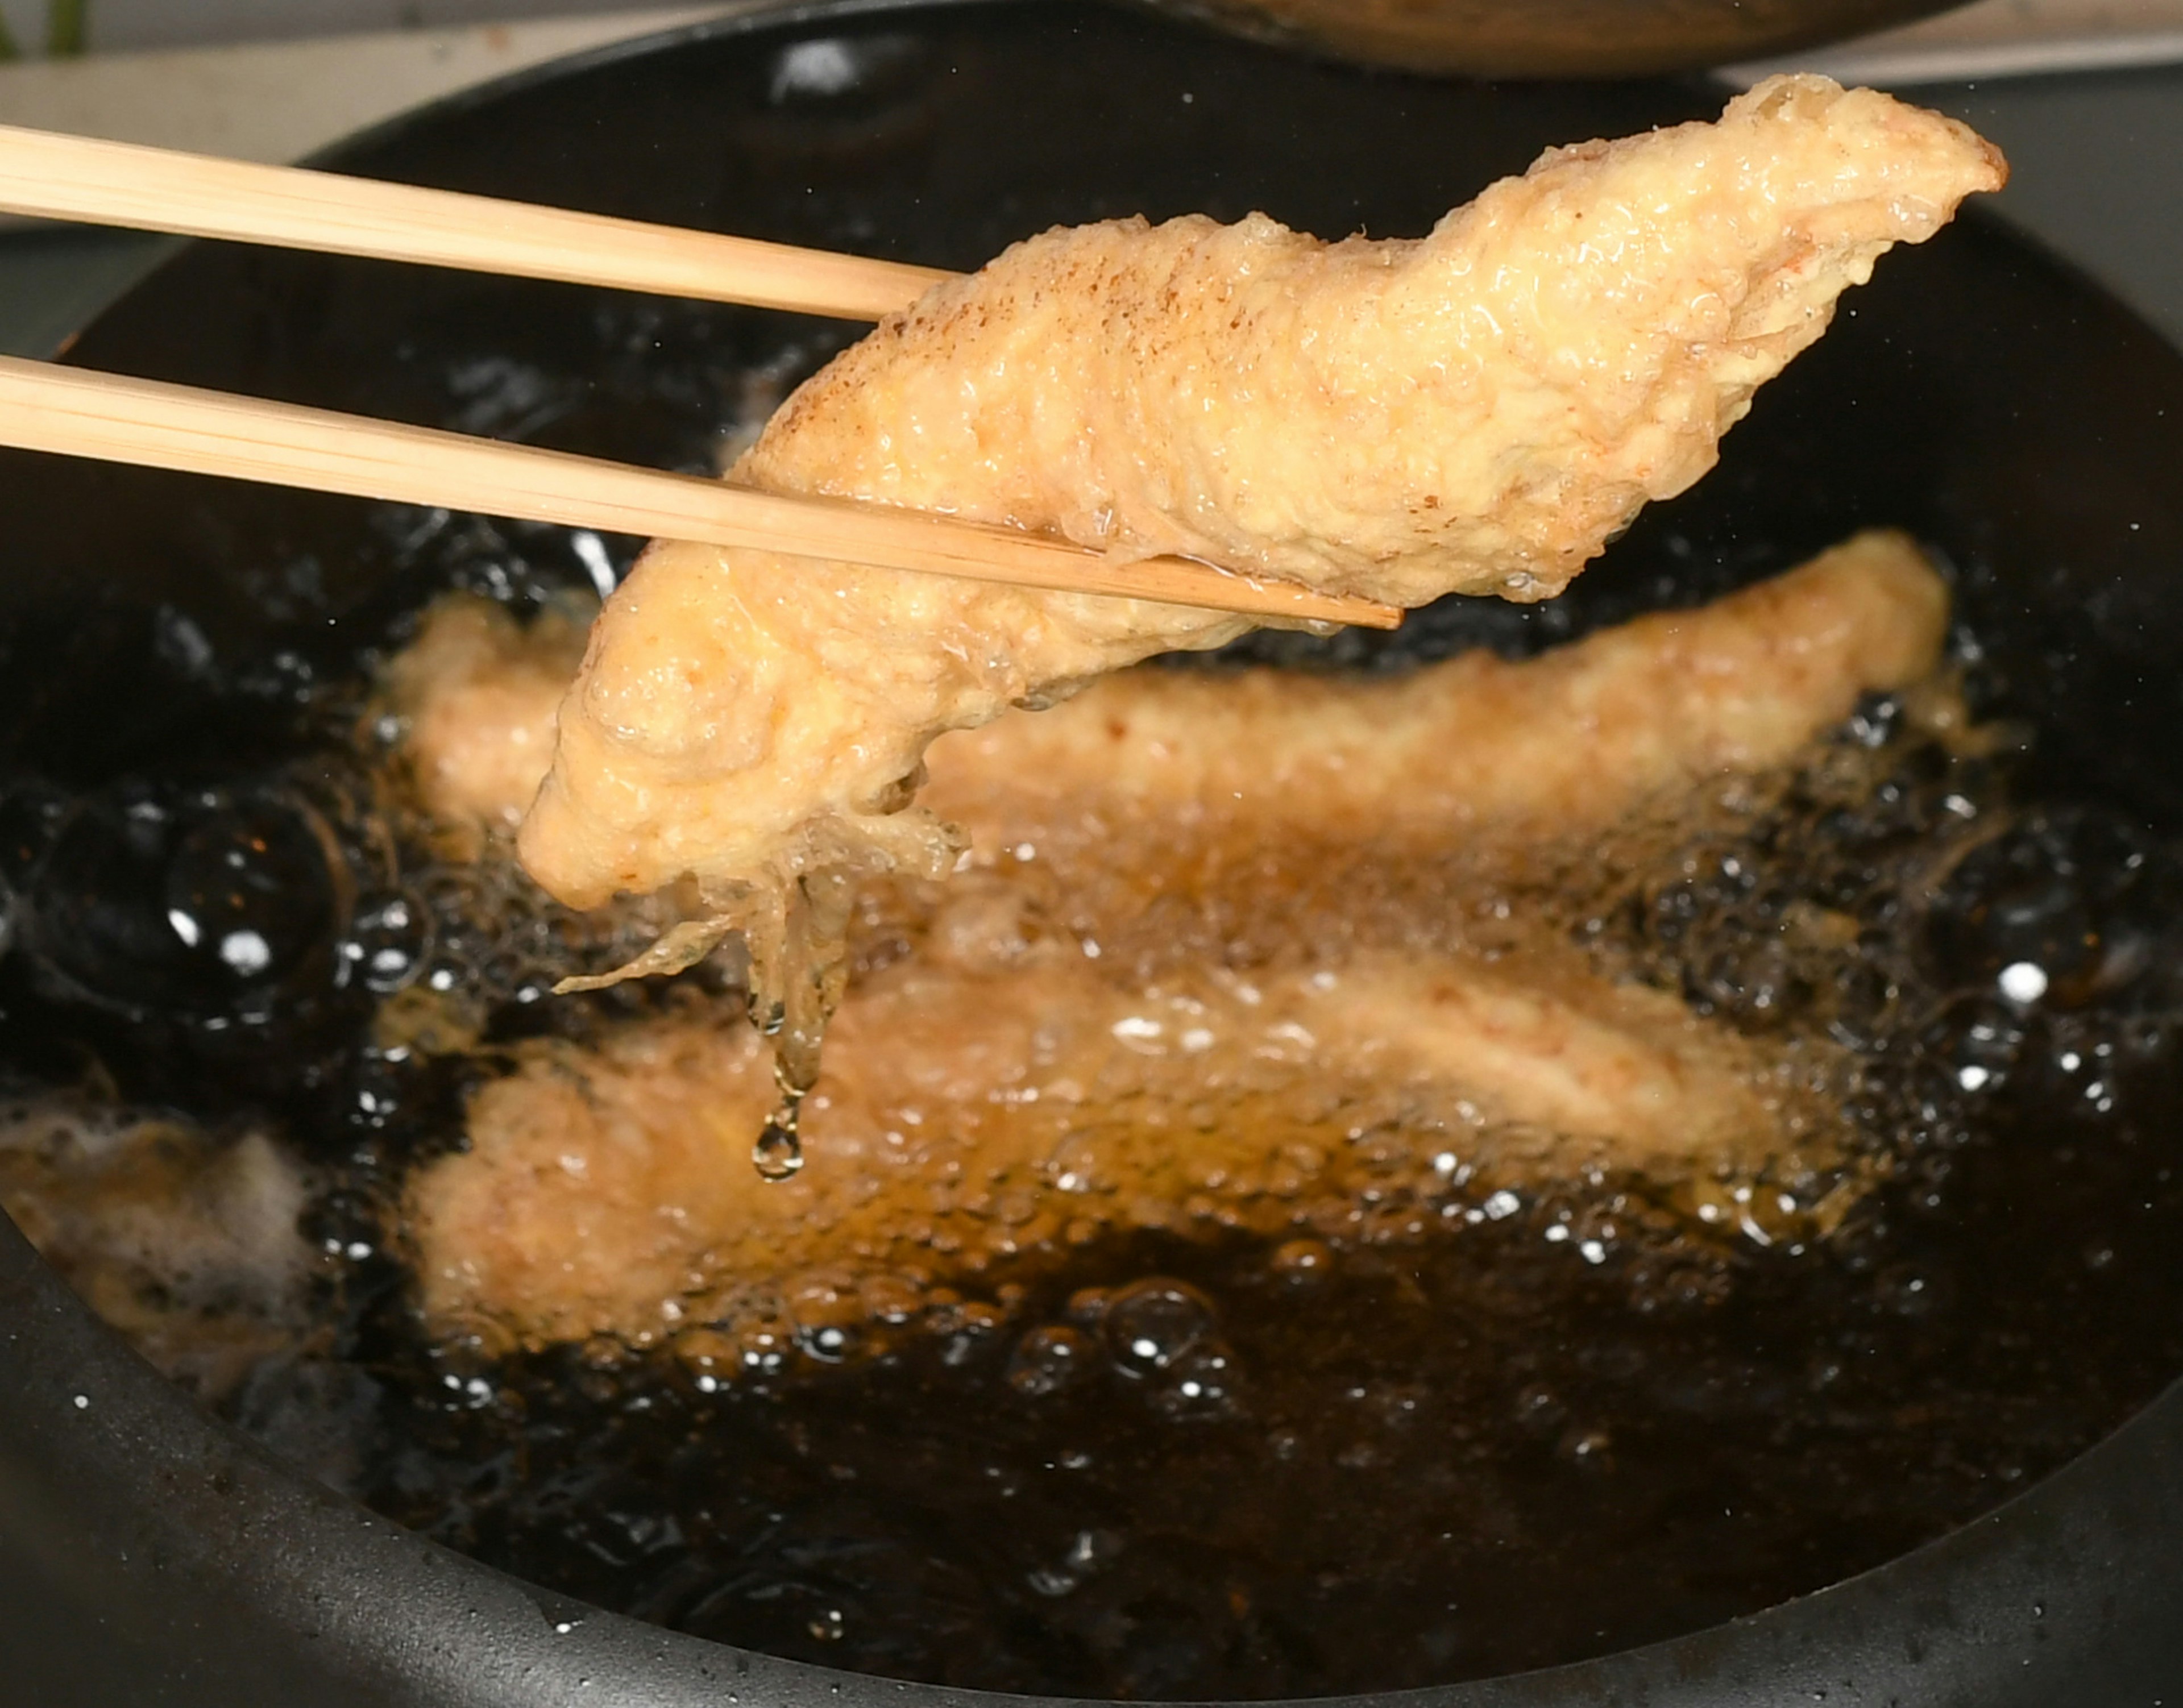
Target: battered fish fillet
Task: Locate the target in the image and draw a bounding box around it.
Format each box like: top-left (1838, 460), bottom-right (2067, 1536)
top-left (923, 530), bottom-right (1949, 871)
top-left (406, 937), bottom-right (1839, 1349)
top-left (514, 77), bottom-right (2002, 1063)
top-left (381, 592), bottom-right (591, 847)
top-left (395, 533), bottom-right (1948, 875)
top-left (394, 550), bottom-right (1935, 1348)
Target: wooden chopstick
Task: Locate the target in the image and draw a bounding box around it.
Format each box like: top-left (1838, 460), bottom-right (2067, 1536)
top-left (0, 126), bottom-right (1399, 628)
top-left (0, 122), bottom-right (953, 322)
top-left (0, 356), bottom-right (1399, 630)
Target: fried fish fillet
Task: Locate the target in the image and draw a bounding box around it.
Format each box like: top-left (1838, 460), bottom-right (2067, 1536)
top-left (0, 1104), bottom-right (317, 1398)
top-left (393, 546), bottom-right (1943, 1349)
top-left (405, 937), bottom-right (1839, 1349)
top-left (395, 531), bottom-right (1948, 877)
top-left (381, 592), bottom-right (591, 849)
top-left (923, 530), bottom-right (1949, 874)
top-left (513, 78), bottom-right (2002, 1059)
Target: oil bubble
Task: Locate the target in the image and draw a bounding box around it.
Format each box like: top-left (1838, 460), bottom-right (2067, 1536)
top-left (1925, 808), bottom-right (2168, 1008)
top-left (796, 1322), bottom-right (856, 1363)
top-left (1271, 1237), bottom-right (1331, 1282)
top-left (1148, 1338), bottom-right (1244, 1422)
top-left (25, 780), bottom-right (343, 1020)
top-left (341, 890), bottom-right (432, 996)
top-left (1007, 1324), bottom-right (1095, 1397)
top-left (1102, 1278), bottom-right (1217, 1379)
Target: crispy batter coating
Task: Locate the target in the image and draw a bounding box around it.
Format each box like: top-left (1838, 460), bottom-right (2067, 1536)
top-left (385, 542), bottom-right (1950, 1350)
top-left (923, 530), bottom-right (1949, 871)
top-left (405, 940), bottom-right (1838, 1349)
top-left (397, 531), bottom-right (1948, 876)
top-left (382, 593), bottom-right (591, 843)
top-left (0, 1104), bottom-right (317, 1398)
top-left (514, 79), bottom-right (2002, 1047)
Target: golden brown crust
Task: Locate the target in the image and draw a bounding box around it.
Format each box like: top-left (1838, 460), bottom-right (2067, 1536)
top-left (923, 529), bottom-right (1949, 868)
top-left (388, 540), bottom-right (1948, 1352)
top-left (515, 80), bottom-right (2001, 954)
top-left (382, 595), bottom-right (590, 838)
top-left (399, 531), bottom-right (1948, 882)
top-left (405, 941), bottom-right (1838, 1349)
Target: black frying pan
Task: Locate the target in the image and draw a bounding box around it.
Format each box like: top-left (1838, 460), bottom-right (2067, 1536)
top-left (1146, 0), bottom-right (1964, 78)
top-left (2, 2), bottom-right (2181, 1702)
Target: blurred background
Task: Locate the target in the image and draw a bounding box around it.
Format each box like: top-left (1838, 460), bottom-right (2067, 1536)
top-left (0, 0), bottom-right (715, 55)
top-left (0, 0), bottom-right (2164, 63)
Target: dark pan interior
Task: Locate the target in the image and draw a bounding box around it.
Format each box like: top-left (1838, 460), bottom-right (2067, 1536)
top-left (2, 1), bottom-right (2182, 1703)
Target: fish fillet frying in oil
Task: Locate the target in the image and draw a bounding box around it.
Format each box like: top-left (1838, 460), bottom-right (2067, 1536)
top-left (397, 531), bottom-right (1948, 882)
top-left (921, 531), bottom-right (1950, 875)
top-left (405, 942), bottom-right (1843, 1350)
top-left (390, 539), bottom-right (1951, 1349)
top-left (381, 592), bottom-right (591, 854)
top-left (513, 76), bottom-right (2003, 1076)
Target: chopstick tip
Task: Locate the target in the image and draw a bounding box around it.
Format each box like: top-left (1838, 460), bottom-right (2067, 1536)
top-left (1255, 579), bottom-right (1404, 631)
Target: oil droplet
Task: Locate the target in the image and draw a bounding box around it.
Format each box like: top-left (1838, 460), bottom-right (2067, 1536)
top-left (753, 1108), bottom-right (804, 1182)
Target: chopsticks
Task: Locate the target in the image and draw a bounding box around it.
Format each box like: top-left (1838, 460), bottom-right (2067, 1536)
top-left (0, 356), bottom-right (1398, 629)
top-left (0, 122), bottom-right (952, 321)
top-left (0, 123), bottom-right (1400, 629)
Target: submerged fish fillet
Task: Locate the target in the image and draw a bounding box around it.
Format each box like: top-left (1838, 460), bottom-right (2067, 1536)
top-left (514, 77), bottom-right (2002, 1053)
top-left (406, 941), bottom-right (1837, 1349)
top-left (394, 546), bottom-right (1943, 1348)
top-left (382, 593), bottom-right (591, 847)
top-left (0, 1106), bottom-right (317, 1399)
